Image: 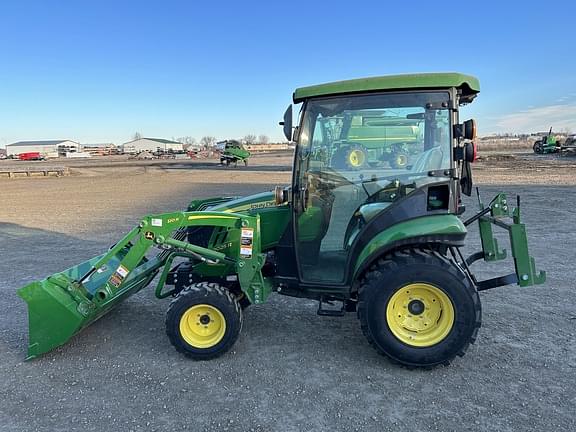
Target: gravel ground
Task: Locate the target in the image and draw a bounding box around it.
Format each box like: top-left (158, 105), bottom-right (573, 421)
top-left (0, 153), bottom-right (575, 432)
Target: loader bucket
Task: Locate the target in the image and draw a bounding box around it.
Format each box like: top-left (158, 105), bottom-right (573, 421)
top-left (18, 250), bottom-right (164, 359)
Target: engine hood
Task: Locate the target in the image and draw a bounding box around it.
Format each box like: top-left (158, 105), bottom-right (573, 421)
top-left (209, 191), bottom-right (281, 214)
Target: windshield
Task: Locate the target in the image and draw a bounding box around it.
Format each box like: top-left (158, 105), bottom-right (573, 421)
top-left (297, 91), bottom-right (452, 198)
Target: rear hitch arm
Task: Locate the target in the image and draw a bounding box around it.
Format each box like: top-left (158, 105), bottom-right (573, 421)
top-left (464, 191), bottom-right (546, 290)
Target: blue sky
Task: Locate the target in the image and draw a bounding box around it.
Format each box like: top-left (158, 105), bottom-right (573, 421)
top-left (0, 1), bottom-right (574, 147)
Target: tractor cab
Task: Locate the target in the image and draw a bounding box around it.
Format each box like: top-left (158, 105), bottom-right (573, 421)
top-left (224, 140), bottom-right (246, 151)
top-left (278, 74), bottom-right (479, 285)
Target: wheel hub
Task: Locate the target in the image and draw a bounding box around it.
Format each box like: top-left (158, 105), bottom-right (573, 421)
top-left (348, 149), bottom-right (365, 167)
top-left (386, 283), bottom-right (455, 347)
top-left (396, 154), bottom-right (407, 166)
top-left (407, 299), bottom-right (425, 315)
top-left (179, 304), bottom-right (226, 348)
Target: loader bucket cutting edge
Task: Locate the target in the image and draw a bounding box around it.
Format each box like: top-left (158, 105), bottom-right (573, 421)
top-left (17, 252), bottom-right (164, 359)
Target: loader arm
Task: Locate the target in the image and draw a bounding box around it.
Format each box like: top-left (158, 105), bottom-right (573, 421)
top-left (18, 211), bottom-right (271, 359)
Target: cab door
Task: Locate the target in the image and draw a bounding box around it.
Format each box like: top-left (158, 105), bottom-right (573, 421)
top-left (293, 113), bottom-right (364, 284)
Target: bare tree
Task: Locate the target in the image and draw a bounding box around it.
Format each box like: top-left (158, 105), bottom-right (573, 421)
top-left (132, 131), bottom-right (142, 140)
top-left (243, 134), bottom-right (257, 145)
top-left (200, 136), bottom-right (217, 148)
top-left (258, 134), bottom-right (269, 145)
top-left (176, 136), bottom-right (197, 146)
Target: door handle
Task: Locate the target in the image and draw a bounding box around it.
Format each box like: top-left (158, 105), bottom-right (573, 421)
top-left (300, 185), bottom-right (309, 213)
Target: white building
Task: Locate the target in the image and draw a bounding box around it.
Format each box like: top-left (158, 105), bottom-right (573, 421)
top-left (6, 140), bottom-right (80, 157)
top-left (122, 138), bottom-right (184, 154)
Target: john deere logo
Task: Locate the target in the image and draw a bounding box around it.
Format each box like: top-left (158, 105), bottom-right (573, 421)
top-left (144, 231), bottom-right (155, 240)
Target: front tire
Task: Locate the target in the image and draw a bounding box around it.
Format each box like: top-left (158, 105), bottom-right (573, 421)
top-left (166, 282), bottom-right (242, 360)
top-left (332, 144), bottom-right (368, 170)
top-left (533, 141), bottom-right (543, 154)
top-left (390, 151), bottom-right (409, 169)
top-left (357, 248), bottom-right (481, 368)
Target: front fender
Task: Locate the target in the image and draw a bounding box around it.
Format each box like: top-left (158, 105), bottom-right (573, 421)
top-left (352, 214), bottom-right (467, 279)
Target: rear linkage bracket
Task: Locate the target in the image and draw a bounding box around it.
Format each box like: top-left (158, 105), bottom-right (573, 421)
top-left (462, 190), bottom-right (546, 291)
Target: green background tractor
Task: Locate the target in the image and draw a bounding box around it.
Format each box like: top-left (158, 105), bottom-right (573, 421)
top-left (533, 127), bottom-right (559, 154)
top-left (219, 139), bottom-right (251, 166)
top-left (18, 73), bottom-right (545, 368)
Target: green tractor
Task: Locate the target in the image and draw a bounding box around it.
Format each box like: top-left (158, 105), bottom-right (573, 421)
top-left (533, 127), bottom-right (559, 154)
top-left (219, 139), bottom-right (251, 166)
top-left (18, 73), bottom-right (545, 368)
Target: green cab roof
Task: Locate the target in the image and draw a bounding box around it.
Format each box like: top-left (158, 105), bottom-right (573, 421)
top-left (293, 72), bottom-right (480, 103)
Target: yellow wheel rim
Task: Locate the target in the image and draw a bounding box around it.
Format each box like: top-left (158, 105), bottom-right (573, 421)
top-left (179, 304), bottom-right (226, 348)
top-left (396, 154), bottom-right (408, 166)
top-left (348, 149), bottom-right (365, 167)
top-left (386, 283), bottom-right (454, 347)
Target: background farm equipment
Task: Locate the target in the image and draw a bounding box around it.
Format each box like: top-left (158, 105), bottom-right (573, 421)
top-left (533, 127), bottom-right (560, 154)
top-left (558, 134), bottom-right (576, 155)
top-left (218, 140), bottom-right (251, 167)
top-left (18, 152), bottom-right (45, 161)
top-left (317, 113), bottom-right (422, 170)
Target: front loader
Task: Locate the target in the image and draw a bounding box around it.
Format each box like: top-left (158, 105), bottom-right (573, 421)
top-left (18, 73), bottom-right (546, 368)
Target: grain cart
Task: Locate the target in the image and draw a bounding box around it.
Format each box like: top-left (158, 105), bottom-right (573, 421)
top-left (219, 139), bottom-right (251, 166)
top-left (18, 73), bottom-right (546, 368)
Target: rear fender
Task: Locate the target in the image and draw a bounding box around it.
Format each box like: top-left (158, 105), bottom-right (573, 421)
top-left (352, 214), bottom-right (467, 280)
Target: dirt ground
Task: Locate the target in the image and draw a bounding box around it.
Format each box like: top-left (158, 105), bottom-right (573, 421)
top-left (1, 151), bottom-right (575, 432)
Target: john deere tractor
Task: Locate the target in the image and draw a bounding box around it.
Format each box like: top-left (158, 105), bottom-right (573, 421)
top-left (533, 127), bottom-right (559, 154)
top-left (218, 139), bottom-right (251, 166)
top-left (18, 73), bottom-right (545, 368)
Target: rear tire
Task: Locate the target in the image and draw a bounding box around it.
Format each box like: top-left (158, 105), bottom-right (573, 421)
top-left (357, 248), bottom-right (481, 368)
top-left (166, 282), bottom-right (242, 360)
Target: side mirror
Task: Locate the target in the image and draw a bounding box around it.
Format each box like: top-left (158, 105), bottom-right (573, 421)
top-left (279, 105), bottom-right (293, 141)
top-left (460, 161), bottom-right (473, 196)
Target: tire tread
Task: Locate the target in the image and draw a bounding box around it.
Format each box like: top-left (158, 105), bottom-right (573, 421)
top-left (357, 247), bottom-right (481, 368)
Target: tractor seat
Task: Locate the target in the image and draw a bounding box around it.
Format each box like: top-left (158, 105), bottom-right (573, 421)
top-left (411, 147), bottom-right (444, 173)
top-left (356, 202), bottom-right (391, 222)
top-left (344, 202), bottom-right (392, 248)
